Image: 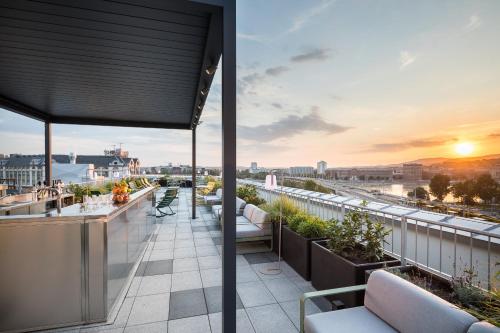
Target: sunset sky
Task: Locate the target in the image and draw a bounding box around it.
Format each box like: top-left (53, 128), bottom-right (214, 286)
top-left (1, 0), bottom-right (499, 167)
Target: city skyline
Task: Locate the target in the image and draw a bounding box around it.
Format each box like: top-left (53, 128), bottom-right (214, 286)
top-left (1, 0), bottom-right (500, 167)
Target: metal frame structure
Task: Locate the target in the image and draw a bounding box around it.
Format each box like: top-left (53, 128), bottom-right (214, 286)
top-left (0, 1), bottom-right (237, 331)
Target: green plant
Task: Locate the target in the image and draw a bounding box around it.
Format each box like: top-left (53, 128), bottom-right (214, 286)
top-left (237, 184), bottom-right (266, 206)
top-left (260, 195), bottom-right (302, 223)
top-left (429, 174), bottom-right (451, 201)
top-left (287, 212), bottom-right (309, 232)
top-left (296, 216), bottom-right (328, 239)
top-left (326, 204), bottom-right (391, 263)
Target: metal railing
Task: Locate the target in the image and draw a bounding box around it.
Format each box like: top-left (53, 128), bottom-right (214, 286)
top-left (240, 179), bottom-right (500, 290)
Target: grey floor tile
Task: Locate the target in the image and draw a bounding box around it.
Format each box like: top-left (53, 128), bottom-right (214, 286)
top-left (211, 237), bottom-right (222, 245)
top-left (173, 257), bottom-right (199, 273)
top-left (169, 289), bottom-right (207, 320)
top-left (171, 270), bottom-right (202, 292)
top-left (149, 249), bottom-right (174, 261)
top-left (175, 232), bottom-right (193, 240)
top-left (208, 309), bottom-right (255, 333)
top-left (236, 265), bottom-right (259, 283)
top-left (246, 304), bottom-right (298, 333)
top-left (263, 278), bottom-right (303, 302)
top-left (244, 253), bottom-right (277, 264)
top-left (195, 245), bottom-right (219, 257)
top-left (204, 286), bottom-right (243, 314)
top-left (137, 274), bottom-right (171, 296)
top-left (174, 239), bottom-right (196, 248)
top-left (194, 237), bottom-right (215, 247)
top-left (168, 315), bottom-right (211, 333)
top-left (193, 231), bottom-right (212, 239)
top-left (173, 247), bottom-right (197, 259)
top-left (191, 226), bottom-right (208, 232)
top-left (236, 255), bottom-right (250, 266)
top-left (198, 255), bottom-right (222, 270)
top-left (153, 241), bottom-right (174, 250)
top-left (112, 297), bottom-right (134, 328)
top-left (207, 225), bottom-right (221, 231)
top-left (135, 262), bottom-right (148, 277)
top-left (124, 321), bottom-right (168, 333)
top-left (280, 299), bottom-right (321, 329)
top-left (200, 268), bottom-right (222, 288)
top-left (157, 233), bottom-right (175, 241)
top-left (237, 281), bottom-right (276, 308)
top-left (127, 293), bottom-right (169, 326)
top-left (126, 277), bottom-right (142, 297)
top-left (251, 262), bottom-right (293, 280)
top-left (80, 327), bottom-right (124, 333)
top-left (144, 260), bottom-right (173, 276)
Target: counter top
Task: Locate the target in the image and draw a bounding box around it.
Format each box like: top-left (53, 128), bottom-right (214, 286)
top-left (0, 187), bottom-right (156, 224)
top-left (0, 193), bottom-right (74, 212)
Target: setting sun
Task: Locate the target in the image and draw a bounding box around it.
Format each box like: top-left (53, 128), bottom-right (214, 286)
top-left (454, 142), bottom-right (475, 156)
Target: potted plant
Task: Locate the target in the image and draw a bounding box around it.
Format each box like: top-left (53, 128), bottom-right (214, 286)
top-left (311, 205), bottom-right (400, 307)
top-left (282, 212), bottom-right (328, 280)
top-left (260, 196), bottom-right (302, 254)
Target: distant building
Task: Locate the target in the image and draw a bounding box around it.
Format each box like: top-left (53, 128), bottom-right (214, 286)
top-left (326, 167), bottom-right (393, 180)
top-left (289, 166), bottom-right (314, 176)
top-left (317, 161), bottom-right (327, 175)
top-left (0, 151), bottom-right (140, 188)
top-left (249, 162), bottom-right (258, 174)
top-left (403, 163), bottom-right (423, 181)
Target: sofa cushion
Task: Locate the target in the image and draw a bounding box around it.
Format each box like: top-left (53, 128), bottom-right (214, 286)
top-left (305, 306), bottom-right (397, 333)
top-left (236, 223), bottom-right (271, 238)
top-left (467, 322), bottom-right (500, 333)
top-left (242, 204), bottom-right (257, 220)
top-left (250, 208), bottom-right (269, 229)
top-left (236, 197), bottom-right (246, 214)
top-left (215, 188), bottom-right (223, 198)
top-left (236, 216), bottom-right (251, 225)
top-left (365, 270), bottom-right (478, 333)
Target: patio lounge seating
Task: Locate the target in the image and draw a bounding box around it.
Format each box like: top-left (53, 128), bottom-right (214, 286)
top-left (300, 269), bottom-right (485, 333)
top-left (212, 197), bottom-right (246, 219)
top-left (204, 188), bottom-right (222, 205)
top-left (235, 204), bottom-right (272, 243)
top-left (156, 194), bottom-right (176, 216)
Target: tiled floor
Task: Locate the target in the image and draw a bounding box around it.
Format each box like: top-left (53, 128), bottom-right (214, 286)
top-left (44, 188), bottom-right (324, 333)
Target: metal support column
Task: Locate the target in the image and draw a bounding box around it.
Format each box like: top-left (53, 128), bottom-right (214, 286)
top-left (222, 1), bottom-right (236, 332)
top-left (192, 128), bottom-right (197, 219)
top-left (44, 122), bottom-right (52, 187)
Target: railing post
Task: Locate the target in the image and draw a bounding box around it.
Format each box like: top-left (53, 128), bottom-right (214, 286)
top-left (307, 197), bottom-right (310, 213)
top-left (341, 204), bottom-right (345, 221)
top-left (400, 216), bottom-right (407, 266)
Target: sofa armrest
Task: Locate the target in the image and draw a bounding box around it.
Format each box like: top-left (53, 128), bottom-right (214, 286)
top-left (300, 284), bottom-right (367, 333)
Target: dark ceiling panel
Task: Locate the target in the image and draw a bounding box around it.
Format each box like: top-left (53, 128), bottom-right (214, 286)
top-left (0, 0), bottom-right (222, 129)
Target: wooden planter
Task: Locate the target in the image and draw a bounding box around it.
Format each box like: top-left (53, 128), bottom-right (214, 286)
top-left (311, 240), bottom-right (400, 308)
top-left (281, 226), bottom-right (325, 280)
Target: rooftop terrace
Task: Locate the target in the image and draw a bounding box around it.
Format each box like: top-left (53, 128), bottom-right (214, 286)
top-left (39, 188), bottom-right (323, 333)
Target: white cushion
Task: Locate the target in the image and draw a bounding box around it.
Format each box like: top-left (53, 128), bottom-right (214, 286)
top-left (468, 322), bottom-right (500, 333)
top-left (365, 270), bottom-right (478, 333)
top-left (212, 204), bottom-right (222, 214)
top-left (242, 204), bottom-right (257, 220)
top-left (236, 197), bottom-right (246, 214)
top-left (215, 188), bottom-right (223, 198)
top-left (236, 216), bottom-right (251, 225)
top-left (305, 306), bottom-right (397, 333)
top-left (236, 223), bottom-right (271, 238)
top-left (250, 208), bottom-right (269, 229)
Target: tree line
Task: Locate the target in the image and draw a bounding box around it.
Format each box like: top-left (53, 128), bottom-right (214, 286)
top-left (427, 173), bottom-right (499, 205)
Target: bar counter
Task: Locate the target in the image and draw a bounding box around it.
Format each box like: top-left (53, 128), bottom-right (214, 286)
top-left (0, 187), bottom-right (156, 332)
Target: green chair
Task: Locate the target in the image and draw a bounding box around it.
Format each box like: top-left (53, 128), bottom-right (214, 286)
top-left (156, 195), bottom-right (176, 216)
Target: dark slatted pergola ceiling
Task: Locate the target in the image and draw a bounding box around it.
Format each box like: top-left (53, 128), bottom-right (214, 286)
top-left (0, 0), bottom-right (222, 129)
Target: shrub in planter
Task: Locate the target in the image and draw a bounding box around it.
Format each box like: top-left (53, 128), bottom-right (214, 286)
top-left (260, 197), bottom-right (303, 254)
top-left (282, 213), bottom-right (328, 280)
top-left (237, 184), bottom-right (266, 206)
top-left (311, 205), bottom-right (400, 307)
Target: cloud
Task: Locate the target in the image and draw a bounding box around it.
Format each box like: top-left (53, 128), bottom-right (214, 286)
top-left (488, 132), bottom-right (500, 139)
top-left (366, 137), bottom-right (454, 152)
top-left (464, 15), bottom-right (482, 32)
top-left (288, 0), bottom-right (335, 33)
top-left (291, 48), bottom-right (331, 63)
top-left (238, 109), bottom-right (351, 141)
top-left (399, 50), bottom-right (416, 69)
top-left (237, 33), bottom-right (264, 42)
top-left (271, 103), bottom-right (282, 109)
top-left (265, 66), bottom-right (290, 76)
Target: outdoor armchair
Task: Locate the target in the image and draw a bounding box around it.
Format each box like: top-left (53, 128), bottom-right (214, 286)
top-left (300, 269), bottom-right (482, 333)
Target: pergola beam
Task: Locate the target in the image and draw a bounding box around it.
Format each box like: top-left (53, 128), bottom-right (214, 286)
top-left (0, 95), bottom-right (50, 123)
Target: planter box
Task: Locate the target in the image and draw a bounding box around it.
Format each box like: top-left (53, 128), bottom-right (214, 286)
top-left (281, 226), bottom-right (325, 280)
top-left (311, 240), bottom-right (400, 308)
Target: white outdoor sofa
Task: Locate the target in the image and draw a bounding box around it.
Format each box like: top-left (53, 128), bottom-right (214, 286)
top-left (212, 197), bottom-right (246, 219)
top-left (204, 188), bottom-right (222, 205)
top-left (300, 269), bottom-right (499, 333)
top-left (235, 204), bottom-right (272, 248)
